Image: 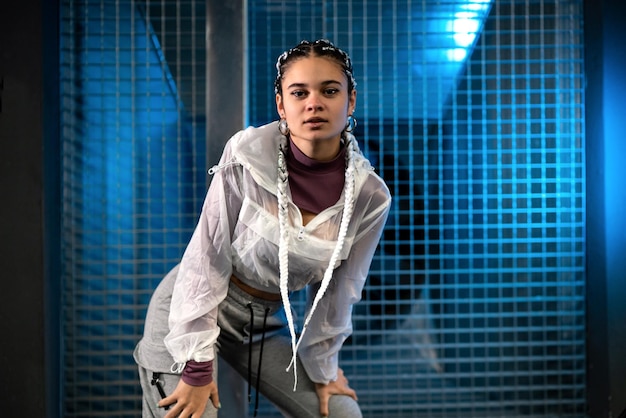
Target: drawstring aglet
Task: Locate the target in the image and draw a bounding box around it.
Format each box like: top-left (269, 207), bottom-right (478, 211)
top-left (150, 372), bottom-right (170, 410)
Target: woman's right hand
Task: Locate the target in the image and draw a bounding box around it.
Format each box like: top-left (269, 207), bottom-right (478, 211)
top-left (314, 368), bottom-right (357, 418)
top-left (159, 378), bottom-right (220, 418)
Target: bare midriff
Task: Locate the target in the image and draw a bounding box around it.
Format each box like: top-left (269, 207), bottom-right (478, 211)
top-left (230, 274), bottom-right (282, 301)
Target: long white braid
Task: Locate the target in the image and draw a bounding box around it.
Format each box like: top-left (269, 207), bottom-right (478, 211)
top-left (276, 136), bottom-right (299, 387)
top-left (277, 133), bottom-right (357, 391)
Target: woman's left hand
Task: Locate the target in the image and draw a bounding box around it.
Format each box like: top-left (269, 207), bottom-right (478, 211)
top-left (314, 367), bottom-right (358, 417)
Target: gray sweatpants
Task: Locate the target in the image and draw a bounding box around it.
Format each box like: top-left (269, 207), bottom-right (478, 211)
top-left (134, 266), bottom-right (362, 418)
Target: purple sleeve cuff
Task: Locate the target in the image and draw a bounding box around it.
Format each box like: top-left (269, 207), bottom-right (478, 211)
top-left (181, 360), bottom-right (213, 386)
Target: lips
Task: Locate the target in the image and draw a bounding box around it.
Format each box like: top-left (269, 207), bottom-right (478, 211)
top-left (304, 117), bottom-right (327, 124)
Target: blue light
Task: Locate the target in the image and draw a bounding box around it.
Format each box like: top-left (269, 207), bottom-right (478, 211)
top-left (450, 12), bottom-right (481, 47)
top-left (462, 0), bottom-right (491, 11)
top-left (447, 47), bottom-right (468, 61)
top-left (445, 1), bottom-right (492, 62)
top-left (391, 0), bottom-right (493, 119)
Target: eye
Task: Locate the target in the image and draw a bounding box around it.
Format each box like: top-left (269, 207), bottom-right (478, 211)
top-left (290, 90), bottom-right (307, 98)
top-left (324, 88), bottom-right (339, 95)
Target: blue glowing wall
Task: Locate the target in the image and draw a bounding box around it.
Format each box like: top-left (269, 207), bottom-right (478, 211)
top-left (60, 2), bottom-right (204, 415)
top-left (248, 1), bottom-right (585, 416)
top-left (59, 0), bottom-right (586, 416)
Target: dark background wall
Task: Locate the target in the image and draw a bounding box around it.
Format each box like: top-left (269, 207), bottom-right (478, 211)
top-left (0, 0), bottom-right (60, 417)
top-left (0, 0), bottom-right (623, 417)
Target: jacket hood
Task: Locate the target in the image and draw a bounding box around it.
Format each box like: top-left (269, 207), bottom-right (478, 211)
top-left (228, 121), bottom-right (374, 195)
top-left (229, 121), bottom-right (283, 193)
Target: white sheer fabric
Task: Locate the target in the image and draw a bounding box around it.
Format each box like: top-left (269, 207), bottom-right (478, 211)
top-left (164, 121), bottom-right (391, 384)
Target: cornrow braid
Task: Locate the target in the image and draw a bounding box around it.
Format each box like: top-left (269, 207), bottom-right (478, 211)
top-left (277, 132), bottom-right (358, 391)
top-left (274, 39), bottom-right (357, 95)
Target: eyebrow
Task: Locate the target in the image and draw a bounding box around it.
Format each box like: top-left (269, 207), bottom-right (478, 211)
top-left (286, 80), bottom-right (343, 90)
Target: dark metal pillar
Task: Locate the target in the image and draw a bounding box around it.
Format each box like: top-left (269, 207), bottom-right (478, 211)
top-left (584, 0), bottom-right (626, 416)
top-left (205, 1), bottom-right (248, 416)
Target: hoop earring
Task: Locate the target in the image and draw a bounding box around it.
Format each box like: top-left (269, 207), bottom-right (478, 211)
top-left (345, 115), bottom-right (357, 133)
top-left (278, 119), bottom-right (290, 136)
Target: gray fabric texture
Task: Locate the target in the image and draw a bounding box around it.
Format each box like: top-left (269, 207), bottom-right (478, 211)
top-left (135, 266), bottom-right (362, 417)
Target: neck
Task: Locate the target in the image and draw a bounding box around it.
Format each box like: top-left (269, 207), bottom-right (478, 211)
top-left (289, 135), bottom-right (341, 161)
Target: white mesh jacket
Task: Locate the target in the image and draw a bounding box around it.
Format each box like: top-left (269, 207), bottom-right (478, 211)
top-left (163, 121), bottom-right (391, 384)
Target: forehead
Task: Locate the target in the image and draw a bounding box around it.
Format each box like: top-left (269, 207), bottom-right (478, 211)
top-left (281, 56), bottom-right (347, 85)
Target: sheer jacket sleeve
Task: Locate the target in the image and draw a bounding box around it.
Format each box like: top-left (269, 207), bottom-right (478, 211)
top-left (163, 140), bottom-right (243, 365)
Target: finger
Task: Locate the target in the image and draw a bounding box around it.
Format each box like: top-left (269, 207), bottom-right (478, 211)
top-left (162, 402), bottom-right (183, 418)
top-left (347, 386), bottom-right (358, 401)
top-left (210, 388), bottom-right (221, 409)
top-left (158, 393), bottom-right (176, 410)
top-left (318, 392), bottom-right (331, 417)
top-left (175, 406), bottom-right (192, 418)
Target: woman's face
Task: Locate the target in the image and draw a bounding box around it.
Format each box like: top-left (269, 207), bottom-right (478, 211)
top-left (276, 56), bottom-right (356, 154)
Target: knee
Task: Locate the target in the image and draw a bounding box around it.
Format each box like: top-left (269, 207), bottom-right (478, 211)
top-left (328, 395), bottom-right (362, 418)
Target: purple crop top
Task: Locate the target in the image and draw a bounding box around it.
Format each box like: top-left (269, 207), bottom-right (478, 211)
top-left (286, 137), bottom-right (346, 214)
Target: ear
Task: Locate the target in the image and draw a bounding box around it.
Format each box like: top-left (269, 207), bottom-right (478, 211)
top-left (276, 93), bottom-right (285, 118)
top-left (348, 89), bottom-right (357, 115)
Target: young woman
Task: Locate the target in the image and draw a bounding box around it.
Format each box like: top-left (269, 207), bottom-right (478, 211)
top-left (134, 39), bottom-right (391, 418)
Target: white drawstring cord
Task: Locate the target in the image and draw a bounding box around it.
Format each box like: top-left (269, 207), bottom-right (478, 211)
top-left (208, 160), bottom-right (240, 175)
top-left (170, 362), bottom-right (185, 374)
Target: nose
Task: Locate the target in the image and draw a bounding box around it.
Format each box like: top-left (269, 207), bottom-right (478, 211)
top-left (305, 92), bottom-right (323, 111)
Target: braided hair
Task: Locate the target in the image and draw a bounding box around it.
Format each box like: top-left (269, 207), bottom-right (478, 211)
top-left (277, 133), bottom-right (358, 391)
top-left (274, 39), bottom-right (357, 96)
top-left (274, 39), bottom-right (359, 390)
